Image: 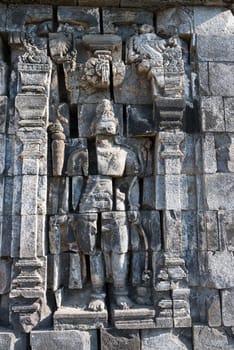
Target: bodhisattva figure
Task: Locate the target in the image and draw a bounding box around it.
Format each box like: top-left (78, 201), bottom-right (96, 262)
top-left (75, 99), bottom-right (141, 311)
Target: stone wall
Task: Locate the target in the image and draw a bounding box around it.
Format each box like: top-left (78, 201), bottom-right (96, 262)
top-left (0, 2), bottom-right (234, 349)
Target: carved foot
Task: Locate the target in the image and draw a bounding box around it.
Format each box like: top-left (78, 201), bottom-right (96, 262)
top-left (115, 295), bottom-right (134, 310)
top-left (88, 298), bottom-right (106, 312)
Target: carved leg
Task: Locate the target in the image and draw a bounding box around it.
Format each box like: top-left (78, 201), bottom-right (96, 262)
top-left (88, 252), bottom-right (106, 311)
top-left (112, 252), bottom-right (133, 309)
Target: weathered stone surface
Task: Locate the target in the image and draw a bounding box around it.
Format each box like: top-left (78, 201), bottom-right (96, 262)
top-left (103, 9), bottom-right (153, 41)
top-left (101, 329), bottom-right (140, 349)
top-left (209, 63), bottom-right (234, 97)
top-left (202, 135), bottom-right (217, 174)
top-left (219, 211), bottom-right (234, 251)
top-left (6, 5), bottom-right (52, 32)
top-left (221, 289), bottom-right (234, 327)
top-left (200, 97), bottom-right (225, 132)
top-left (157, 7), bottom-right (234, 37)
top-left (30, 330), bottom-right (97, 350)
top-left (57, 7), bottom-right (100, 35)
top-left (0, 330), bottom-right (15, 350)
top-left (224, 98), bottom-right (234, 132)
top-left (114, 65), bottom-right (152, 105)
top-left (193, 7), bottom-right (234, 35)
top-left (193, 326), bottom-right (234, 350)
top-left (157, 7), bottom-right (193, 37)
top-left (197, 35), bottom-right (234, 62)
top-left (141, 330), bottom-right (189, 350)
top-left (204, 174), bottom-right (234, 210)
top-left (1, 2), bottom-right (234, 347)
top-left (205, 250), bottom-right (234, 289)
top-left (0, 259), bottom-right (11, 294)
top-left (0, 96), bottom-right (7, 134)
top-left (126, 105), bottom-right (155, 136)
top-left (198, 62), bottom-right (209, 96)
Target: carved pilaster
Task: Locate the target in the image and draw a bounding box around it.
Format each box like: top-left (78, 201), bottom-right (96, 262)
top-left (10, 39), bottom-right (52, 332)
top-left (155, 131), bottom-right (191, 328)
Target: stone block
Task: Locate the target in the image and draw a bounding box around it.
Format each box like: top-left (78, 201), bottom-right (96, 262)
top-left (206, 250), bottom-right (234, 289)
top-left (195, 136), bottom-right (203, 175)
top-left (58, 7), bottom-right (100, 35)
top-left (222, 289), bottom-right (234, 327)
top-left (209, 63), bottom-right (234, 97)
top-left (47, 177), bottom-right (69, 215)
top-left (198, 62), bottom-right (209, 96)
top-left (201, 97), bottom-right (225, 132)
top-left (0, 177), bottom-right (4, 216)
top-left (180, 175), bottom-right (196, 210)
top-left (37, 215), bottom-right (46, 257)
top-left (11, 176), bottom-right (23, 216)
top-left (103, 8), bottom-right (153, 41)
top-left (197, 35), bottom-right (234, 62)
top-left (37, 176), bottom-right (47, 215)
top-left (0, 5), bottom-right (7, 32)
top-left (155, 175), bottom-right (165, 210)
top-left (69, 253), bottom-right (83, 289)
top-left (20, 175), bottom-right (38, 215)
top-left (126, 105), bottom-right (155, 137)
top-left (214, 134), bottom-right (233, 173)
top-left (64, 138), bottom-right (88, 176)
top-left (114, 65), bottom-right (152, 105)
top-left (142, 177), bottom-right (156, 209)
top-left (207, 292), bottom-right (222, 327)
top-left (204, 174), bottom-right (234, 210)
top-left (30, 330), bottom-right (97, 350)
top-left (205, 211), bottom-right (219, 251)
top-left (181, 134), bottom-right (197, 175)
top-left (101, 329), bottom-right (140, 350)
top-left (193, 325), bottom-right (234, 350)
top-left (0, 259), bottom-right (11, 294)
top-left (142, 330), bottom-right (189, 350)
top-left (11, 215), bottom-right (21, 258)
top-left (194, 7), bottom-right (234, 35)
top-left (163, 210), bottom-right (182, 253)
top-left (4, 135), bottom-right (14, 176)
top-left (4, 176), bottom-right (14, 215)
top-left (0, 330), bottom-right (15, 350)
top-left (0, 96), bottom-right (7, 134)
top-left (80, 0), bottom-right (119, 5)
top-left (182, 211), bottom-right (198, 251)
top-left (219, 211), bottom-right (234, 251)
top-left (20, 215), bottom-right (37, 258)
top-left (202, 134), bottom-right (217, 174)
top-left (164, 175), bottom-right (181, 210)
top-left (224, 98), bottom-right (234, 132)
top-left (6, 5), bottom-right (53, 32)
top-left (157, 7), bottom-right (194, 37)
top-left (1, 216), bottom-right (15, 257)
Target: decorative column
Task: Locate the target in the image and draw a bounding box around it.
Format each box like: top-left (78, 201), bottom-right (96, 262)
top-left (155, 130), bottom-right (191, 328)
top-left (127, 24), bottom-right (191, 328)
top-left (9, 39), bottom-right (52, 333)
top-left (154, 45), bottom-right (191, 329)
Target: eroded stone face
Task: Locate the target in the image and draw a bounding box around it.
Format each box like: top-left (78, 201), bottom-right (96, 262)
top-left (0, 3), bottom-right (234, 350)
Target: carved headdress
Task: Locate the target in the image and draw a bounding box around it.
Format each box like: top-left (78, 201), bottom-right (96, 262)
top-left (92, 99), bottom-right (118, 136)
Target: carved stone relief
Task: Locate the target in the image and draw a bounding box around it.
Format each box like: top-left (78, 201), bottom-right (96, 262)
top-left (0, 3), bottom-right (233, 350)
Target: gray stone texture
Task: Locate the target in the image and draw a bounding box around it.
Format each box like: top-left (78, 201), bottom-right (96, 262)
top-left (30, 330), bottom-right (97, 350)
top-left (0, 2), bottom-right (234, 350)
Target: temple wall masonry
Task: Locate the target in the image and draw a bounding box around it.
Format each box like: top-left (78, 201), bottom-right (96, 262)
top-left (0, 1), bottom-right (234, 349)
